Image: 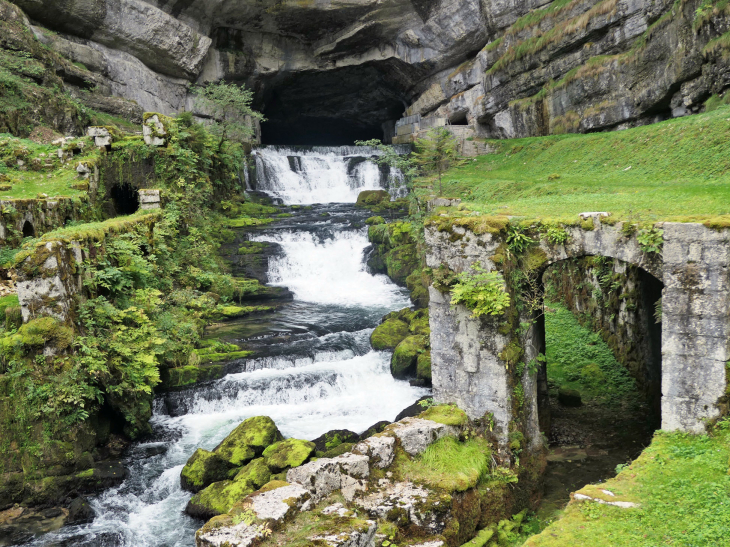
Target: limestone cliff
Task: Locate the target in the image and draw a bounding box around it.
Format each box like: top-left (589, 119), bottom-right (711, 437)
top-left (6, 0), bottom-right (730, 141)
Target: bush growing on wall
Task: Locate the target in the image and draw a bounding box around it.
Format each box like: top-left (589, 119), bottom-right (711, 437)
top-left (450, 265), bottom-right (511, 317)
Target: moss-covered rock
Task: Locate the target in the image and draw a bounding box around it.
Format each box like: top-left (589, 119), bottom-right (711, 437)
top-left (213, 416), bottom-right (284, 466)
top-left (185, 474), bottom-right (259, 519)
top-left (366, 216), bottom-right (385, 225)
top-left (262, 438), bottom-right (315, 473)
top-left (417, 351), bottom-right (432, 383)
top-left (356, 190), bottom-right (390, 207)
top-left (391, 335), bottom-right (428, 379)
top-left (408, 309), bottom-right (430, 336)
top-left (384, 244), bottom-right (419, 285)
top-left (371, 318), bottom-right (410, 351)
top-left (311, 429), bottom-right (359, 454)
top-left (233, 457), bottom-right (271, 489)
top-left (418, 404), bottom-right (468, 427)
top-left (180, 448), bottom-right (235, 493)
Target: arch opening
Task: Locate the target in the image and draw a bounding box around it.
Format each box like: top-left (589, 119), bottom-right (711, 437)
top-left (533, 255), bottom-right (662, 512)
top-left (22, 220), bottom-right (35, 238)
top-left (110, 183), bottom-right (140, 216)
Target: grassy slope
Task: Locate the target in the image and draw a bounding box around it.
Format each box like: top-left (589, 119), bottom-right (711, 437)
top-left (523, 427), bottom-right (730, 546)
top-left (427, 105), bottom-right (730, 223)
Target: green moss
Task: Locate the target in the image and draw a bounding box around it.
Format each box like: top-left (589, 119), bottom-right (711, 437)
top-left (399, 436), bottom-right (492, 492)
top-left (214, 416), bottom-right (284, 466)
top-left (181, 448), bottom-right (235, 493)
top-left (233, 457), bottom-right (272, 489)
top-left (391, 335), bottom-right (428, 378)
top-left (417, 351), bottom-right (432, 382)
top-left (187, 474), bottom-right (259, 517)
top-left (371, 317), bottom-right (410, 351)
top-left (419, 404), bottom-right (468, 427)
top-left (356, 190), bottom-right (391, 207)
top-left (365, 215), bottom-right (385, 225)
top-left (262, 439), bottom-right (315, 473)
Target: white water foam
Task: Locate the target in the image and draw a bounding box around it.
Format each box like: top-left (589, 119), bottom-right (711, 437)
top-left (253, 145), bottom-right (406, 203)
top-left (251, 230), bottom-right (410, 307)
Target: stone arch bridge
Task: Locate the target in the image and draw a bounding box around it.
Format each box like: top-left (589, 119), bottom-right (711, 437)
top-left (426, 214), bottom-right (729, 449)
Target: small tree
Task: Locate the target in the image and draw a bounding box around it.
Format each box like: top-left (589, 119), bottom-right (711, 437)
top-left (193, 82), bottom-right (265, 150)
top-left (355, 138), bottom-right (417, 190)
top-left (413, 127), bottom-right (462, 196)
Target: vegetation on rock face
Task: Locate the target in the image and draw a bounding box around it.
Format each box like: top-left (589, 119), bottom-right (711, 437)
top-left (214, 416), bottom-right (284, 467)
top-left (450, 266), bottom-right (511, 317)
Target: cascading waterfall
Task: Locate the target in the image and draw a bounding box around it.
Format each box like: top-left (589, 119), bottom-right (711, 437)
top-left (28, 147), bottom-right (425, 547)
top-left (253, 145), bottom-right (409, 203)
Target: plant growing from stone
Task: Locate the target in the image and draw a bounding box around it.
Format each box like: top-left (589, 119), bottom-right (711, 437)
top-left (450, 265), bottom-right (511, 317)
top-left (637, 227), bottom-right (664, 254)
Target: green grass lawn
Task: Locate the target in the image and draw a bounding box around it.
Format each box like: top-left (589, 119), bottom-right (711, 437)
top-left (0, 134), bottom-right (98, 200)
top-left (424, 105), bottom-right (730, 223)
top-left (523, 426), bottom-right (730, 546)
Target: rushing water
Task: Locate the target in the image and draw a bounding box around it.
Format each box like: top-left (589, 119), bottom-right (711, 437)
top-left (27, 147), bottom-right (425, 547)
top-left (253, 145), bottom-right (408, 203)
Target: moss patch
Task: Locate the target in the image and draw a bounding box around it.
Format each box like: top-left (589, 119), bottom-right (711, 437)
top-left (262, 439), bottom-right (315, 473)
top-left (419, 404), bottom-right (468, 427)
top-left (214, 416), bottom-right (284, 466)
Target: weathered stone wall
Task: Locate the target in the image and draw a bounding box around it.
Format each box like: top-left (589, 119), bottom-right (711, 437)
top-left (14, 212), bottom-right (160, 324)
top-left (0, 197), bottom-right (93, 246)
top-left (426, 216), bottom-right (730, 451)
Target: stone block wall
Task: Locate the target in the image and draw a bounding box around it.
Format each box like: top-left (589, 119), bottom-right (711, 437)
top-left (425, 216), bottom-right (730, 452)
top-left (0, 197), bottom-right (93, 246)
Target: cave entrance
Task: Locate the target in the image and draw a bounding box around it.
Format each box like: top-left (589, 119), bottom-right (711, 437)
top-left (111, 183), bottom-right (140, 216)
top-left (258, 64), bottom-right (408, 145)
top-left (449, 113), bottom-right (469, 126)
top-left (533, 256), bottom-right (662, 519)
top-left (22, 220), bottom-right (35, 238)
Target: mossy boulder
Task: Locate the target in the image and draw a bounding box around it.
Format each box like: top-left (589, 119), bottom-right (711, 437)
top-left (391, 335), bottom-right (428, 379)
top-left (371, 317), bottom-right (410, 351)
top-left (311, 429), bottom-right (359, 454)
top-left (417, 351), bottom-right (432, 383)
top-left (185, 476), bottom-right (258, 519)
top-left (262, 439), bottom-right (315, 473)
top-left (384, 244), bottom-right (419, 284)
top-left (233, 457), bottom-right (272, 489)
top-left (408, 309), bottom-right (430, 336)
top-left (180, 448), bottom-right (235, 493)
top-left (366, 216), bottom-right (385, 225)
top-left (356, 190), bottom-right (390, 207)
top-left (213, 416), bottom-right (284, 466)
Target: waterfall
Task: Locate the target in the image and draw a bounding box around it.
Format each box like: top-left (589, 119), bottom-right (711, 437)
top-left (29, 148), bottom-right (423, 547)
top-left (253, 145), bottom-right (409, 203)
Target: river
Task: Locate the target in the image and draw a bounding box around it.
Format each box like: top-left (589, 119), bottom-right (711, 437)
top-left (27, 146), bottom-right (425, 547)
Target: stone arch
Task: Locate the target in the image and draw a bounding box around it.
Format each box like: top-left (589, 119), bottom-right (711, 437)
top-left (426, 216), bottom-right (730, 452)
top-left (22, 219), bottom-right (35, 238)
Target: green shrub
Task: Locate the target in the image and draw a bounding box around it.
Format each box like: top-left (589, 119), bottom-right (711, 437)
top-left (450, 266), bottom-right (511, 317)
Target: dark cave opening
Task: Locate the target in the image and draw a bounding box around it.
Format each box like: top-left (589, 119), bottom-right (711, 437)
top-left (22, 220), bottom-right (35, 238)
top-left (261, 118), bottom-right (385, 146)
top-left (257, 63), bottom-right (409, 145)
top-left (111, 183), bottom-right (140, 216)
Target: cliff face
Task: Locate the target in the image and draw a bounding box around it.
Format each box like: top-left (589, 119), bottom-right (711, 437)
top-left (7, 0), bottom-right (730, 141)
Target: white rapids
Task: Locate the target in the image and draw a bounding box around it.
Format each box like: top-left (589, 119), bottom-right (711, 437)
top-left (29, 146), bottom-right (424, 547)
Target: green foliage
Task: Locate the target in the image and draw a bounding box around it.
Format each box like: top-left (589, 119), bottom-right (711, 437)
top-left (413, 128), bottom-right (464, 196)
top-left (450, 266), bottom-right (511, 317)
top-left (193, 82), bottom-right (265, 147)
top-left (506, 225), bottom-right (535, 254)
top-left (636, 227), bottom-right (663, 254)
top-left (544, 225), bottom-right (569, 245)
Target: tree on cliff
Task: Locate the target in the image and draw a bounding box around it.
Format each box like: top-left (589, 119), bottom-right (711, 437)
top-left (413, 128), bottom-right (462, 196)
top-left (193, 82), bottom-right (265, 150)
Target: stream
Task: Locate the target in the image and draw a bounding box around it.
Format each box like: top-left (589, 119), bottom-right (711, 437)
top-left (25, 146), bottom-right (426, 547)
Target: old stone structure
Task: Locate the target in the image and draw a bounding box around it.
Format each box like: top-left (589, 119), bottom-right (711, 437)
top-left (426, 215), bottom-right (730, 447)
